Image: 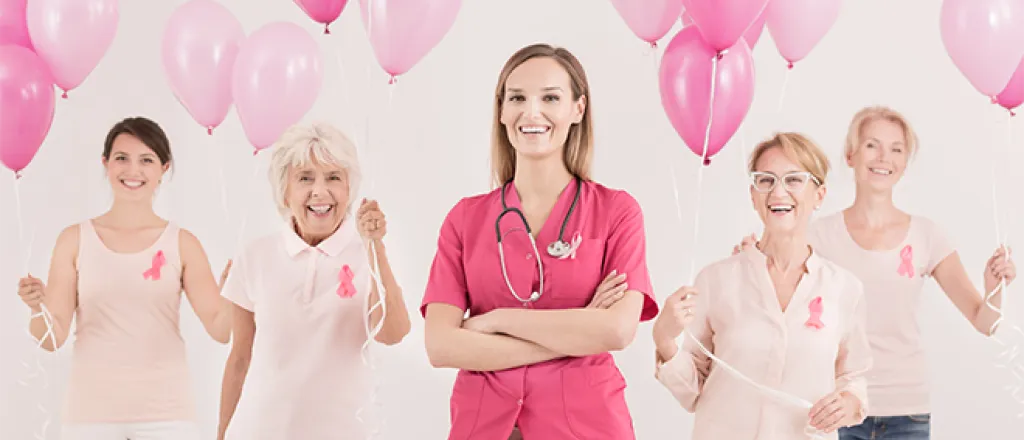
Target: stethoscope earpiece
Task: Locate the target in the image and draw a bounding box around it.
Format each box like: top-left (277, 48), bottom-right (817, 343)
top-left (529, 291), bottom-right (540, 301)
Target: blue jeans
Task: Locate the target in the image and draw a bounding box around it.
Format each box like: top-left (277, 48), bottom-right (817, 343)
top-left (839, 414), bottom-right (930, 440)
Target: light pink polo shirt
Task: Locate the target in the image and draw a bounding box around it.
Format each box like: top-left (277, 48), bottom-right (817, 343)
top-left (655, 247), bottom-right (871, 440)
top-left (421, 179), bottom-right (658, 439)
top-left (221, 219), bottom-right (373, 440)
top-left (808, 213), bottom-right (954, 416)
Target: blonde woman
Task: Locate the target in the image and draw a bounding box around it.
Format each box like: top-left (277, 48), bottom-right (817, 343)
top-left (421, 43), bottom-right (659, 439)
top-left (217, 122), bottom-right (410, 440)
top-left (733, 107), bottom-right (1017, 440)
top-left (655, 132), bottom-right (873, 440)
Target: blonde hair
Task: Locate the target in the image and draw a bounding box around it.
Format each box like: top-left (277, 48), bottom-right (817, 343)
top-left (748, 132), bottom-right (831, 185)
top-left (268, 122), bottom-right (361, 220)
top-left (490, 43), bottom-right (594, 188)
top-left (844, 106), bottom-right (919, 161)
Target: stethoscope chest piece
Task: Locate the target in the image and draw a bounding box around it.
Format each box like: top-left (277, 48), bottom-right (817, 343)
top-left (547, 240), bottom-right (571, 258)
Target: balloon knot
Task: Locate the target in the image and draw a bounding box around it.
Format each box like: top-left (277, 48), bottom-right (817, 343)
top-left (14, 171), bottom-right (22, 180)
top-left (253, 149), bottom-right (259, 156)
top-left (388, 75), bottom-right (396, 85)
top-left (650, 41), bottom-right (658, 49)
top-left (324, 24), bottom-right (331, 35)
top-left (717, 52), bottom-right (725, 60)
top-left (991, 96), bottom-right (999, 104)
top-left (207, 126), bottom-right (213, 135)
top-left (703, 158), bottom-right (711, 166)
top-left (61, 90), bottom-right (68, 99)
top-left (1012, 110), bottom-right (1017, 117)
top-left (787, 61), bottom-right (794, 70)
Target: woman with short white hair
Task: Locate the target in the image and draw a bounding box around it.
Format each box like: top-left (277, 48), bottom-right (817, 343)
top-left (216, 122), bottom-right (411, 440)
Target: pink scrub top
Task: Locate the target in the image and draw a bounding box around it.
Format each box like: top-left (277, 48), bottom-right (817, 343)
top-left (422, 178), bottom-right (658, 440)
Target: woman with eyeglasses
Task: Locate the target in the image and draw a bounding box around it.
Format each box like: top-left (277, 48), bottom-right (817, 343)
top-left (731, 107), bottom-right (1016, 440)
top-left (652, 132), bottom-right (873, 440)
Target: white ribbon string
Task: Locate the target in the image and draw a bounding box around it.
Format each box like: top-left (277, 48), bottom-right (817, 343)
top-left (672, 53), bottom-right (826, 439)
top-left (14, 175), bottom-right (56, 440)
top-left (985, 111), bottom-right (1024, 418)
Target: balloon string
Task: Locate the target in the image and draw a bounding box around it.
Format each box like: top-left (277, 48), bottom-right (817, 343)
top-left (675, 54), bottom-right (825, 439)
top-left (234, 154), bottom-right (262, 255)
top-left (13, 176), bottom-right (53, 440)
top-left (985, 111), bottom-right (1024, 418)
top-left (213, 133), bottom-right (231, 228)
top-left (777, 67), bottom-right (791, 116)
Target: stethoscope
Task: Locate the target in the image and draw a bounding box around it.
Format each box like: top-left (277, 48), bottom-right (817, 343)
top-left (495, 176), bottom-right (582, 305)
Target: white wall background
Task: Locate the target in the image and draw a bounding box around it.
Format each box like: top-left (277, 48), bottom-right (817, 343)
top-left (2, 0), bottom-right (1024, 438)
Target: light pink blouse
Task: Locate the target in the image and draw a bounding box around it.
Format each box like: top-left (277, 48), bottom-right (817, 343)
top-left (655, 247), bottom-right (872, 440)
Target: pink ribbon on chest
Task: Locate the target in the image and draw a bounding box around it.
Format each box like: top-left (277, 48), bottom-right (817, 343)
top-left (337, 264), bottom-right (356, 299)
top-left (897, 245), bottom-right (915, 278)
top-left (804, 296), bottom-right (825, 330)
top-left (558, 231), bottom-right (583, 260)
top-left (142, 250), bottom-right (166, 281)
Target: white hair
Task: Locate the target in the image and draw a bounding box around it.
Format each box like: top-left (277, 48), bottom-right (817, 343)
top-left (268, 122), bottom-right (362, 220)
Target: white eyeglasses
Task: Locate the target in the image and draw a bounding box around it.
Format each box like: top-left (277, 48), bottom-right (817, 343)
top-left (749, 171), bottom-right (821, 193)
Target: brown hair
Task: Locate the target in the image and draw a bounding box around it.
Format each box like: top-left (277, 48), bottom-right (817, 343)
top-left (490, 43), bottom-right (594, 188)
top-left (748, 132), bottom-right (831, 185)
top-left (103, 117), bottom-right (172, 165)
top-left (844, 106), bottom-right (919, 162)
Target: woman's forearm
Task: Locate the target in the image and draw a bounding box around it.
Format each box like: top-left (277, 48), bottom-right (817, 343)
top-left (366, 240), bottom-right (411, 345)
top-left (490, 295), bottom-right (643, 357)
top-left (217, 357), bottom-right (250, 440)
top-left (974, 282), bottom-right (1005, 335)
top-left (28, 305), bottom-right (67, 352)
top-left (427, 326), bottom-right (565, 372)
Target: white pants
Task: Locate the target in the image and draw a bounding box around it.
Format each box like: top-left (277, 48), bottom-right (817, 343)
top-left (61, 421), bottom-right (199, 440)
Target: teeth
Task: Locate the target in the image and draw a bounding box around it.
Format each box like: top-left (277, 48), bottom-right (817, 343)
top-left (769, 204), bottom-right (793, 212)
top-left (520, 126), bottom-right (548, 134)
top-left (869, 168), bottom-right (892, 175)
top-left (122, 180), bottom-right (143, 188)
top-left (308, 205), bottom-right (332, 214)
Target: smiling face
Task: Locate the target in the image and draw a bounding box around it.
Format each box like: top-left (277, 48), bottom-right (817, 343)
top-left (285, 158), bottom-right (350, 242)
top-left (750, 146), bottom-right (826, 235)
top-left (499, 56), bottom-right (586, 161)
top-left (102, 133), bottom-right (169, 202)
top-left (846, 118), bottom-right (909, 192)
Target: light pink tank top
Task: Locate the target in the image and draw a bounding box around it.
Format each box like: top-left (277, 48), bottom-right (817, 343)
top-left (64, 220), bottom-right (195, 423)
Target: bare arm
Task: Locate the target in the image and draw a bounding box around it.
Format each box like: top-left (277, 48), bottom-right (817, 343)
top-left (932, 248), bottom-right (1015, 336)
top-left (474, 292), bottom-right (645, 357)
top-left (23, 225), bottom-right (80, 351)
top-left (217, 304), bottom-right (254, 440)
top-left (180, 229), bottom-right (232, 344)
top-left (365, 240), bottom-right (410, 345)
top-left (424, 303), bottom-right (565, 372)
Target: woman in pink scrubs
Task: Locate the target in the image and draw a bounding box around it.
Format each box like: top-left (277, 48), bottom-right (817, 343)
top-left (15, 117), bottom-right (232, 440)
top-left (733, 107), bottom-right (1016, 440)
top-left (654, 132), bottom-right (873, 440)
top-left (217, 122), bottom-right (411, 440)
top-left (421, 43), bottom-right (659, 440)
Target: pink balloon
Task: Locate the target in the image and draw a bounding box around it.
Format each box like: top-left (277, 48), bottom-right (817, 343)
top-left (162, 0), bottom-right (243, 135)
top-left (232, 22), bottom-right (323, 152)
top-left (0, 45), bottom-right (55, 177)
top-left (659, 26), bottom-right (755, 165)
top-left (765, 0), bottom-right (842, 67)
top-left (610, 0), bottom-right (685, 46)
top-left (0, 0), bottom-right (32, 50)
top-left (26, 0), bottom-right (118, 98)
top-left (295, 0), bottom-right (349, 34)
top-left (681, 8), bottom-right (766, 49)
top-left (682, 0), bottom-right (769, 52)
top-left (997, 57), bottom-right (1024, 113)
top-left (358, 0), bottom-right (461, 81)
top-left (940, 0), bottom-right (1024, 98)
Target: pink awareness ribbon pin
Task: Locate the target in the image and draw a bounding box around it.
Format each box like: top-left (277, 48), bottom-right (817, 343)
top-left (142, 250), bottom-right (166, 281)
top-left (897, 245), bottom-right (915, 278)
top-left (337, 265), bottom-right (356, 299)
top-left (559, 231), bottom-right (583, 260)
top-left (805, 296), bottom-right (825, 330)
